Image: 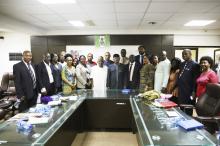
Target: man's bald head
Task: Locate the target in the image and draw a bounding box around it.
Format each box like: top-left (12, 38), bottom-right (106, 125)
top-left (182, 49), bottom-right (192, 61)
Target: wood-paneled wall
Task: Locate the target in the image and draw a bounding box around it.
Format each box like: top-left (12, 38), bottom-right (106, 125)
top-left (31, 35), bottom-right (174, 64)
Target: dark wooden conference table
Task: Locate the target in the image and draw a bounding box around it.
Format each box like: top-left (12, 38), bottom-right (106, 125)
top-left (0, 89), bottom-right (217, 146)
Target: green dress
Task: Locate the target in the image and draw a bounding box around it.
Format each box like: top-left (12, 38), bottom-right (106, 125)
top-left (139, 64), bottom-right (155, 92)
top-left (61, 65), bottom-right (76, 95)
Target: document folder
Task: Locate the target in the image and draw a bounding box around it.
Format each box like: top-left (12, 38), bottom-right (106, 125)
top-left (177, 119), bottom-right (204, 131)
top-left (159, 100), bottom-right (177, 108)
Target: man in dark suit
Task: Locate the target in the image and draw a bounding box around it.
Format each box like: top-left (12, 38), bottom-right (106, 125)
top-left (135, 45), bottom-right (146, 67)
top-left (177, 49), bottom-right (200, 116)
top-left (107, 54), bottom-right (127, 89)
top-left (126, 55), bottom-right (141, 89)
top-left (37, 53), bottom-right (55, 96)
top-left (13, 50), bottom-right (38, 112)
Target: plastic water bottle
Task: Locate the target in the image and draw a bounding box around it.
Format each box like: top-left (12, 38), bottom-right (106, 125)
top-left (216, 131), bottom-right (220, 146)
top-left (16, 120), bottom-right (33, 135)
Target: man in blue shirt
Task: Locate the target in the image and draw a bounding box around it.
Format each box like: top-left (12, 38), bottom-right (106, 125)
top-left (104, 52), bottom-right (113, 67)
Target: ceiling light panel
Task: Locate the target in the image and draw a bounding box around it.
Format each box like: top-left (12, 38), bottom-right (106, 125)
top-left (184, 20), bottom-right (216, 26)
top-left (69, 20), bottom-right (85, 27)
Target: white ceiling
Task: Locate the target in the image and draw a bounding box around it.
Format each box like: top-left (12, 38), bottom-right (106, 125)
top-left (0, 0), bottom-right (220, 33)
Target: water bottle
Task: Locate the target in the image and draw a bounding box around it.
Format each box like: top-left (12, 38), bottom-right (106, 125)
top-left (216, 131), bottom-right (220, 146)
top-left (16, 120), bottom-right (33, 135)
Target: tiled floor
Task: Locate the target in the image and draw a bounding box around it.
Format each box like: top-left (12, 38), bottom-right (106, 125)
top-left (71, 132), bottom-right (138, 146)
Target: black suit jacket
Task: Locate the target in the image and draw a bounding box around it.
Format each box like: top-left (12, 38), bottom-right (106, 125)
top-left (126, 62), bottom-right (141, 89)
top-left (13, 61), bottom-right (37, 100)
top-left (36, 61), bottom-right (53, 93)
top-left (107, 63), bottom-right (126, 89)
top-left (135, 55), bottom-right (143, 67)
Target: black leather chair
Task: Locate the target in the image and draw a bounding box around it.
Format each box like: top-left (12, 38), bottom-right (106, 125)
top-left (0, 109), bottom-right (5, 121)
top-left (0, 72), bottom-right (17, 120)
top-left (180, 83), bottom-right (220, 134)
top-left (0, 72), bottom-right (16, 98)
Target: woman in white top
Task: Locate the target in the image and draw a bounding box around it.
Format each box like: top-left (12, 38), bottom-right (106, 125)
top-left (76, 55), bottom-right (91, 89)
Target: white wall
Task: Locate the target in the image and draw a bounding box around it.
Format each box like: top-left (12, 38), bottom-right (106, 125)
top-left (0, 32), bottom-right (30, 82)
top-left (66, 45), bottom-right (139, 62)
top-left (174, 35), bottom-right (220, 46)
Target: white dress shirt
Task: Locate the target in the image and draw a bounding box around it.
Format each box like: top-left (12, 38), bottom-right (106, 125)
top-left (90, 65), bottom-right (108, 91)
top-left (129, 62), bottom-right (135, 81)
top-left (23, 60), bottom-right (36, 79)
top-left (154, 58), bottom-right (171, 93)
top-left (43, 61), bottom-right (54, 83)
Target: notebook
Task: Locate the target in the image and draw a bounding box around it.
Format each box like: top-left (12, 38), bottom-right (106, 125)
top-left (177, 119), bottom-right (204, 131)
top-left (159, 100), bottom-right (177, 108)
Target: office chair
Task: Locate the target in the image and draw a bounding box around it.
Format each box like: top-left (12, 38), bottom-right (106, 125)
top-left (0, 72), bottom-right (17, 119)
top-left (180, 83), bottom-right (220, 134)
top-left (0, 72), bottom-right (16, 98)
top-left (0, 109), bottom-right (5, 121)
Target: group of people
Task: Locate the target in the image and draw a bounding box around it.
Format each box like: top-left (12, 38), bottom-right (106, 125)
top-left (13, 46), bottom-right (219, 115)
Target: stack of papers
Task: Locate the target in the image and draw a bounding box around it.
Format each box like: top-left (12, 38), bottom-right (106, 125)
top-left (177, 119), bottom-right (204, 131)
top-left (48, 100), bottom-right (61, 106)
top-left (28, 117), bottom-right (50, 124)
top-left (166, 111), bottom-right (179, 117)
top-left (59, 96), bottom-right (78, 101)
top-left (8, 112), bottom-right (51, 124)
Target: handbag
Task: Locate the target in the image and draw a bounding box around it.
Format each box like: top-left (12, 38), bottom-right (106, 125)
top-left (85, 79), bottom-right (92, 89)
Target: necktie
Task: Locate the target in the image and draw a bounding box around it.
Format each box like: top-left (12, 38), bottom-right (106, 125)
top-left (140, 55), bottom-right (143, 64)
top-left (179, 62), bottom-right (187, 78)
top-left (129, 63), bottom-right (133, 81)
top-left (129, 63), bottom-right (133, 73)
top-left (27, 63), bottom-right (36, 88)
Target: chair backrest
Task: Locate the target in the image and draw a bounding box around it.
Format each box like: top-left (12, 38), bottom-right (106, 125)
top-left (0, 72), bottom-right (16, 94)
top-left (0, 72), bottom-right (10, 91)
top-left (7, 72), bottom-right (16, 94)
top-left (196, 83), bottom-right (220, 116)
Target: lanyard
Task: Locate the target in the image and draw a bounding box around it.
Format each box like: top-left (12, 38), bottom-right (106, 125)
top-left (179, 62), bottom-right (188, 78)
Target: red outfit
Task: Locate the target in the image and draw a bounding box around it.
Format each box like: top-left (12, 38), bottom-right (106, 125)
top-left (196, 70), bottom-right (218, 97)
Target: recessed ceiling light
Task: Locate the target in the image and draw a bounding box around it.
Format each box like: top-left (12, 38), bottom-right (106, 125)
top-left (69, 21), bottom-right (85, 27)
top-left (38, 0), bottom-right (76, 4)
top-left (184, 20), bottom-right (216, 26)
top-left (148, 22), bottom-right (156, 25)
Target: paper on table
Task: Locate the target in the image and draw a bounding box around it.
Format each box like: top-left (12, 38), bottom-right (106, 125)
top-left (60, 96), bottom-right (78, 101)
top-left (28, 117), bottom-right (49, 124)
top-left (7, 113), bottom-right (43, 122)
top-left (152, 101), bottom-right (162, 107)
top-left (68, 96), bottom-right (78, 101)
top-left (166, 111), bottom-right (179, 117)
top-left (48, 100), bottom-right (61, 106)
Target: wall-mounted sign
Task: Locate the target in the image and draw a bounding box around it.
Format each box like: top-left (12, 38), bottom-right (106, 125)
top-left (95, 35), bottom-right (110, 48)
top-left (9, 52), bottom-right (22, 61)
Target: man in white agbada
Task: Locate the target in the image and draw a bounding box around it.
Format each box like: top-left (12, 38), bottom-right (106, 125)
top-left (154, 51), bottom-right (171, 93)
top-left (90, 56), bottom-right (108, 96)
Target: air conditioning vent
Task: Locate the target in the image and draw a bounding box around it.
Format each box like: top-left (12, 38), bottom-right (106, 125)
top-left (85, 20), bottom-right (95, 26)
